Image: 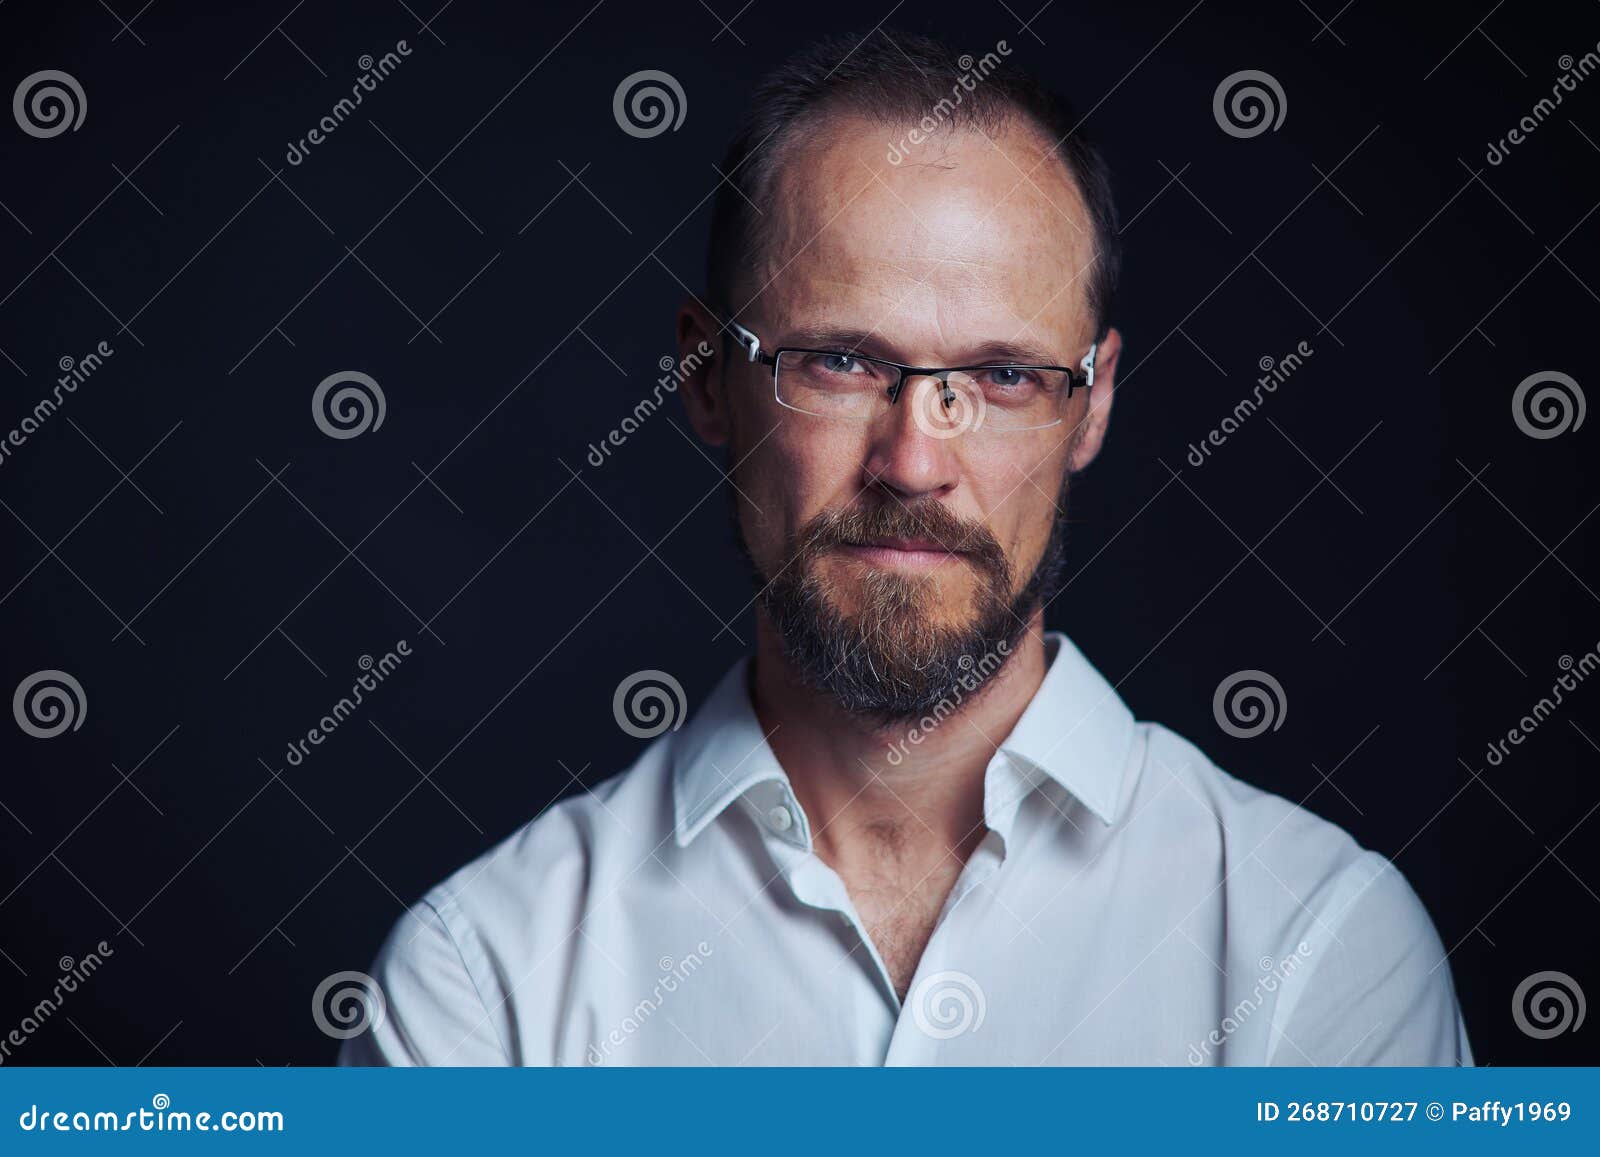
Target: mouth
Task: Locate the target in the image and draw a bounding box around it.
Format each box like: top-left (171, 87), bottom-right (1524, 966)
top-left (836, 537), bottom-right (968, 570)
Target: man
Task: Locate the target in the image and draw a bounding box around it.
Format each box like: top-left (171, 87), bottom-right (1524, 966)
top-left (343, 31), bottom-right (1470, 1066)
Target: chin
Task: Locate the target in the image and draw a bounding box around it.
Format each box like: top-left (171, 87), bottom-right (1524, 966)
top-left (764, 575), bottom-right (1027, 724)
top-left (817, 556), bottom-right (982, 625)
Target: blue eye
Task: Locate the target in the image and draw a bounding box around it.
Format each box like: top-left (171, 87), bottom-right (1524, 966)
top-left (979, 367), bottom-right (1040, 390)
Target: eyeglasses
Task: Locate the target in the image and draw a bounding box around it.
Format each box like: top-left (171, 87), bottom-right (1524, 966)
top-left (722, 317), bottom-right (1097, 436)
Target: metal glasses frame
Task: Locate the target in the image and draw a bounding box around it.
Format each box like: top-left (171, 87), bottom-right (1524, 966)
top-left (721, 318), bottom-right (1098, 431)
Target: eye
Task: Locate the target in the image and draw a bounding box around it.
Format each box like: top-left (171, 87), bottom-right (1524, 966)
top-left (812, 352), bottom-right (867, 375)
top-left (976, 366), bottom-right (1043, 391)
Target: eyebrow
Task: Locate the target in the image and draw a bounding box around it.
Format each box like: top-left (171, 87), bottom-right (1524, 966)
top-left (778, 326), bottom-right (1069, 367)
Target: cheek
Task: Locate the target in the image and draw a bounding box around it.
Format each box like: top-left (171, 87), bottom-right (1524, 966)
top-left (733, 410), bottom-right (866, 556)
top-left (971, 446), bottom-right (1071, 558)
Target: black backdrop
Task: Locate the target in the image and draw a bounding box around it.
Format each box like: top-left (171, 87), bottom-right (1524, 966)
top-left (0, 0), bottom-right (1596, 1066)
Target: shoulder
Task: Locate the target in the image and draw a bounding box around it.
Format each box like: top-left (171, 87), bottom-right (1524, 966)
top-left (341, 742), bottom-right (674, 1065)
top-left (1129, 722), bottom-right (1469, 1064)
top-left (434, 731), bottom-right (677, 907)
top-left (1131, 721), bottom-right (1374, 902)
top-left (1131, 720), bottom-right (1445, 939)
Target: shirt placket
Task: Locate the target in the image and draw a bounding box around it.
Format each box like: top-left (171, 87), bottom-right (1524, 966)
top-left (743, 780), bottom-right (900, 1062)
top-left (882, 753), bottom-right (1035, 1064)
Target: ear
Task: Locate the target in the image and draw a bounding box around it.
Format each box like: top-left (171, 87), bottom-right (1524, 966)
top-left (676, 298), bottom-right (730, 446)
top-left (1068, 325), bottom-right (1120, 473)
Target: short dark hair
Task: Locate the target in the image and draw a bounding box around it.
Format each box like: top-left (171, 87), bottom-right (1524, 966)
top-left (706, 29), bottom-right (1121, 340)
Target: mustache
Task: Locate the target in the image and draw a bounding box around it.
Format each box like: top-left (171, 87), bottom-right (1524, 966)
top-left (794, 501), bottom-right (1010, 579)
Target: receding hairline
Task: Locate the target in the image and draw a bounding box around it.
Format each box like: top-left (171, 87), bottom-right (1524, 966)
top-left (704, 30), bottom-right (1121, 342)
top-left (726, 104), bottom-right (1098, 319)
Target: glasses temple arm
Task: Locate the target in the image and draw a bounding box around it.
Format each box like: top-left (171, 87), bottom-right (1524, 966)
top-left (725, 318), bottom-right (764, 363)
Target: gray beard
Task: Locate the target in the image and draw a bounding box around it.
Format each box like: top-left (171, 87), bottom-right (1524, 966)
top-left (735, 496), bottom-right (1068, 724)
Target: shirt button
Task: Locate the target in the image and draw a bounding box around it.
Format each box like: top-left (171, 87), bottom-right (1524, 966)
top-left (767, 805), bottom-right (794, 833)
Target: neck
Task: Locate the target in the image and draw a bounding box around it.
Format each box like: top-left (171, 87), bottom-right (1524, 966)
top-left (749, 612), bottom-right (1050, 868)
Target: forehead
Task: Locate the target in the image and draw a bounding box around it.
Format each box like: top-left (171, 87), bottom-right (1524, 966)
top-left (747, 113), bottom-right (1097, 356)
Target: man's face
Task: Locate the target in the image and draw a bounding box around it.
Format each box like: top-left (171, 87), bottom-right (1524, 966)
top-left (690, 114), bottom-right (1116, 719)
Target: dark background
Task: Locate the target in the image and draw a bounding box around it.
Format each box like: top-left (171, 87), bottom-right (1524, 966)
top-left (1, 0), bottom-right (1596, 1066)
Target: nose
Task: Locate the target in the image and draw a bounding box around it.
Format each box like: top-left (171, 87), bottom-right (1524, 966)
top-left (860, 374), bottom-right (962, 500)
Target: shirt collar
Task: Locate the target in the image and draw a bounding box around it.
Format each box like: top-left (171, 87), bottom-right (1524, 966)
top-left (670, 631), bottom-right (1136, 847)
top-left (988, 632), bottom-right (1136, 828)
top-left (671, 658), bottom-right (793, 847)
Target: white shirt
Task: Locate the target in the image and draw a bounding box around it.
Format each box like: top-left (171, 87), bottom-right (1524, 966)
top-left (341, 633), bottom-right (1472, 1066)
